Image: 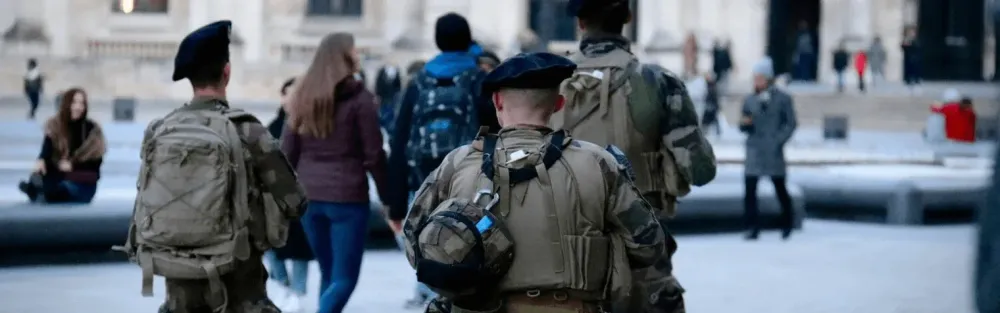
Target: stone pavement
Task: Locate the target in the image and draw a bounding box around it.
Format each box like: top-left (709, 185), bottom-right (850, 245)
top-left (0, 220), bottom-right (975, 313)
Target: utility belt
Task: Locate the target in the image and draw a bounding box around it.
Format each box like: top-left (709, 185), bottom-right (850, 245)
top-left (444, 289), bottom-right (606, 313)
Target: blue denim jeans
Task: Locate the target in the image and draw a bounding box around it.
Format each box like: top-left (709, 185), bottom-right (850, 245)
top-left (264, 251), bottom-right (309, 295)
top-left (38, 179), bottom-right (97, 204)
top-left (301, 201), bottom-right (370, 313)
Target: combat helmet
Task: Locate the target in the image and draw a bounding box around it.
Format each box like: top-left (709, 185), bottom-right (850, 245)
top-left (411, 189), bottom-right (516, 298)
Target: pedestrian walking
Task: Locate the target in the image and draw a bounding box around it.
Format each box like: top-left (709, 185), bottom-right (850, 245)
top-left (122, 20), bottom-right (308, 313)
top-left (24, 59), bottom-right (43, 119)
top-left (557, 1), bottom-right (719, 312)
top-left (867, 36), bottom-right (887, 86)
top-left (739, 57), bottom-right (797, 240)
top-left (833, 42), bottom-right (850, 93)
top-left (403, 51), bottom-right (667, 313)
top-left (282, 32), bottom-right (390, 313)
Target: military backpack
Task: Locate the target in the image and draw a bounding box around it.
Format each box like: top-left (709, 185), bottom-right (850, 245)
top-left (119, 107), bottom-right (268, 312)
top-left (554, 49), bottom-right (691, 216)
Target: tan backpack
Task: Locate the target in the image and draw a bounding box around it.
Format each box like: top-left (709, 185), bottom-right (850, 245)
top-left (121, 107), bottom-right (258, 312)
top-left (554, 49), bottom-right (690, 216)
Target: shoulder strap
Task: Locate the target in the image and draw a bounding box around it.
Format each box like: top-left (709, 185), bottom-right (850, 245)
top-left (481, 130), bottom-right (568, 185)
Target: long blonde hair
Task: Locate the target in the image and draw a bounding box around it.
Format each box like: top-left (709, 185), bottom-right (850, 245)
top-left (288, 33), bottom-right (357, 138)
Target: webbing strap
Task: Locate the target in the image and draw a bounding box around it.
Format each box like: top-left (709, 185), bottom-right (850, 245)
top-left (534, 161), bottom-right (565, 274)
top-left (204, 263), bottom-right (229, 313)
top-left (481, 130), bottom-right (567, 185)
top-left (139, 250), bottom-right (154, 297)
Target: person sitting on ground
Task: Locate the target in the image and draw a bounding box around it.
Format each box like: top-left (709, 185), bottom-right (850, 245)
top-left (931, 92), bottom-right (977, 143)
top-left (19, 88), bottom-right (106, 204)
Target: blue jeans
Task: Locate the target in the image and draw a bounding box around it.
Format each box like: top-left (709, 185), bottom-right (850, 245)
top-left (264, 251), bottom-right (309, 295)
top-left (301, 201), bottom-right (370, 313)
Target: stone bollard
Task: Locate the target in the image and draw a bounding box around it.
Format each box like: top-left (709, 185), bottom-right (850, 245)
top-left (822, 115), bottom-right (849, 140)
top-left (113, 97), bottom-right (136, 122)
top-left (975, 117), bottom-right (998, 141)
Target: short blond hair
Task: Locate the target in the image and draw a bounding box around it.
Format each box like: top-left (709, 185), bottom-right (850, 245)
top-left (498, 88), bottom-right (560, 111)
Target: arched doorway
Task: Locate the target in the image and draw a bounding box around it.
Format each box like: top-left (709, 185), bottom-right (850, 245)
top-left (766, 0), bottom-right (821, 80)
top-left (918, 0), bottom-right (985, 81)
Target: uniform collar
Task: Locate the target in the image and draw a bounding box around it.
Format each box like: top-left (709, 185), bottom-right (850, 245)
top-left (499, 124), bottom-right (553, 135)
top-left (579, 34), bottom-right (631, 57)
top-left (187, 95), bottom-right (229, 109)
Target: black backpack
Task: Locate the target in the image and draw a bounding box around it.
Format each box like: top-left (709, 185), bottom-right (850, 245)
top-left (407, 69), bottom-right (481, 182)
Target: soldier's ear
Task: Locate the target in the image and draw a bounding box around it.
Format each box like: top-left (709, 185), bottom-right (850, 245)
top-left (554, 95), bottom-right (565, 113)
top-left (492, 93), bottom-right (503, 111)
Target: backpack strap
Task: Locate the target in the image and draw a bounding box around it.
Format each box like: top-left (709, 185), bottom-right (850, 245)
top-left (480, 130), bottom-right (568, 185)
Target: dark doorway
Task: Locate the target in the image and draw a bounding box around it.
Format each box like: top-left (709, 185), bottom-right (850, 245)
top-left (766, 0), bottom-right (821, 80)
top-left (918, 0), bottom-right (985, 81)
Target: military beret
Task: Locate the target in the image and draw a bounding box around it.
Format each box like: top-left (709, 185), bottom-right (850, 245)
top-left (172, 20), bottom-right (233, 82)
top-left (481, 52), bottom-right (577, 95)
top-left (566, 0), bottom-right (629, 17)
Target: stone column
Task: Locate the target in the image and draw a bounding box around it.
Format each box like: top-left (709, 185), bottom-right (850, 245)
top-left (188, 0), bottom-right (209, 31)
top-left (42, 0), bottom-right (70, 56)
top-left (239, 0), bottom-right (265, 62)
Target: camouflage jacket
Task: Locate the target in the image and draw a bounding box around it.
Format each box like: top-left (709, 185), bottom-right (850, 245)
top-left (401, 126), bottom-right (666, 272)
top-left (580, 35), bottom-right (717, 192)
top-left (143, 96), bottom-right (308, 248)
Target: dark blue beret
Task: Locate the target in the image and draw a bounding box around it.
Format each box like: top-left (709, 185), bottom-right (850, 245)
top-left (482, 52), bottom-right (577, 95)
top-left (172, 20), bottom-right (232, 82)
top-left (566, 0), bottom-right (629, 17)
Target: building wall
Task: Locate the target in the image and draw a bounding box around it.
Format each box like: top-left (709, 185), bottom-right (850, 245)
top-left (0, 0), bottom-right (965, 103)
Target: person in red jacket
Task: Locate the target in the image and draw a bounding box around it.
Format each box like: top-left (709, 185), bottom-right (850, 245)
top-left (854, 50), bottom-right (867, 92)
top-left (931, 97), bottom-right (977, 142)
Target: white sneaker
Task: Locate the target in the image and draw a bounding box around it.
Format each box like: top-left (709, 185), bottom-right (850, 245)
top-left (279, 294), bottom-right (303, 313)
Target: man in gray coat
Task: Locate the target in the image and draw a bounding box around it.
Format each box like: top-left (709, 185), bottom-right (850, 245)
top-left (739, 57), bottom-right (797, 240)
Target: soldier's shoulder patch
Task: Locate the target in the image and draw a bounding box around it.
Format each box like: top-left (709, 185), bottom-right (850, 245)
top-left (604, 145), bottom-right (636, 182)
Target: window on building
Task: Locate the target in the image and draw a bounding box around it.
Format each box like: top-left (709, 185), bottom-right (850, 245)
top-left (111, 0), bottom-right (169, 14)
top-left (307, 0), bottom-right (364, 17)
top-left (529, 0), bottom-right (577, 42)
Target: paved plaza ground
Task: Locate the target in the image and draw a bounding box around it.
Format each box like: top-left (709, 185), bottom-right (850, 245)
top-left (0, 220), bottom-right (975, 313)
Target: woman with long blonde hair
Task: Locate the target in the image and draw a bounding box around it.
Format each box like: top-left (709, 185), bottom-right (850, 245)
top-left (281, 33), bottom-right (389, 313)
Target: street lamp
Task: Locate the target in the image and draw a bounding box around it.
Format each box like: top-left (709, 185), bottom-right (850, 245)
top-left (120, 0), bottom-right (134, 14)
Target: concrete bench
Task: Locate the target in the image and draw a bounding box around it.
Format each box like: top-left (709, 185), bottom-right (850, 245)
top-left (793, 165), bottom-right (988, 224)
top-left (0, 189), bottom-right (389, 249)
top-left (670, 181), bottom-right (806, 233)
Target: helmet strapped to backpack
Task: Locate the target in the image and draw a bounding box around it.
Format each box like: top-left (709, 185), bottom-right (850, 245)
top-left (411, 130), bottom-right (569, 298)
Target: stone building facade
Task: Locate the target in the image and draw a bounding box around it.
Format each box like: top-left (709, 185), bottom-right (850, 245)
top-left (0, 0), bottom-right (991, 102)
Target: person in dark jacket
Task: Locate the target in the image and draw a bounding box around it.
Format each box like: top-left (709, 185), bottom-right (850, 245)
top-left (18, 88), bottom-right (105, 204)
top-left (712, 39), bottom-right (733, 83)
top-left (267, 77), bottom-right (295, 139)
top-left (901, 26), bottom-right (922, 88)
top-left (386, 12), bottom-right (501, 309)
top-left (375, 64), bottom-right (402, 130)
top-left (281, 32), bottom-right (390, 313)
top-left (832, 42), bottom-right (850, 93)
top-left (702, 73), bottom-right (722, 136)
top-left (24, 59), bottom-right (43, 120)
top-left (264, 76), bottom-right (313, 313)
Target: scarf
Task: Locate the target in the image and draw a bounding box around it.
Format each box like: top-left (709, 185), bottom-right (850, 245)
top-left (44, 117), bottom-right (107, 162)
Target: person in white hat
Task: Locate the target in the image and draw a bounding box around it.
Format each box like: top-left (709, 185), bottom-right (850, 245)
top-left (739, 57), bottom-right (799, 240)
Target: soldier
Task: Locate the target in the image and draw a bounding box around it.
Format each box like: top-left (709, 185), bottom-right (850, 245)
top-left (556, 1), bottom-right (718, 312)
top-left (400, 52), bottom-right (667, 313)
top-left (118, 20), bottom-right (308, 313)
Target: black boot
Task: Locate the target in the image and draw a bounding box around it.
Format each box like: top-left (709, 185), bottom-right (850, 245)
top-left (744, 229), bottom-right (759, 241)
top-left (781, 228), bottom-right (793, 240)
top-left (18, 181), bottom-right (37, 202)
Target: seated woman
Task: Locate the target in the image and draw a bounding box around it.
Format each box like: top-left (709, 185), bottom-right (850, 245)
top-left (18, 88), bottom-right (106, 204)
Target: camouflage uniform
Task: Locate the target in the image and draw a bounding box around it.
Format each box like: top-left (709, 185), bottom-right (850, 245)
top-left (156, 97), bottom-right (308, 313)
top-left (403, 127), bottom-right (667, 313)
top-left (577, 36), bottom-right (717, 313)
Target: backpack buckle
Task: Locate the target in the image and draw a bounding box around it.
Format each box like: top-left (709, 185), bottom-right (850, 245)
top-left (473, 189), bottom-right (499, 210)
